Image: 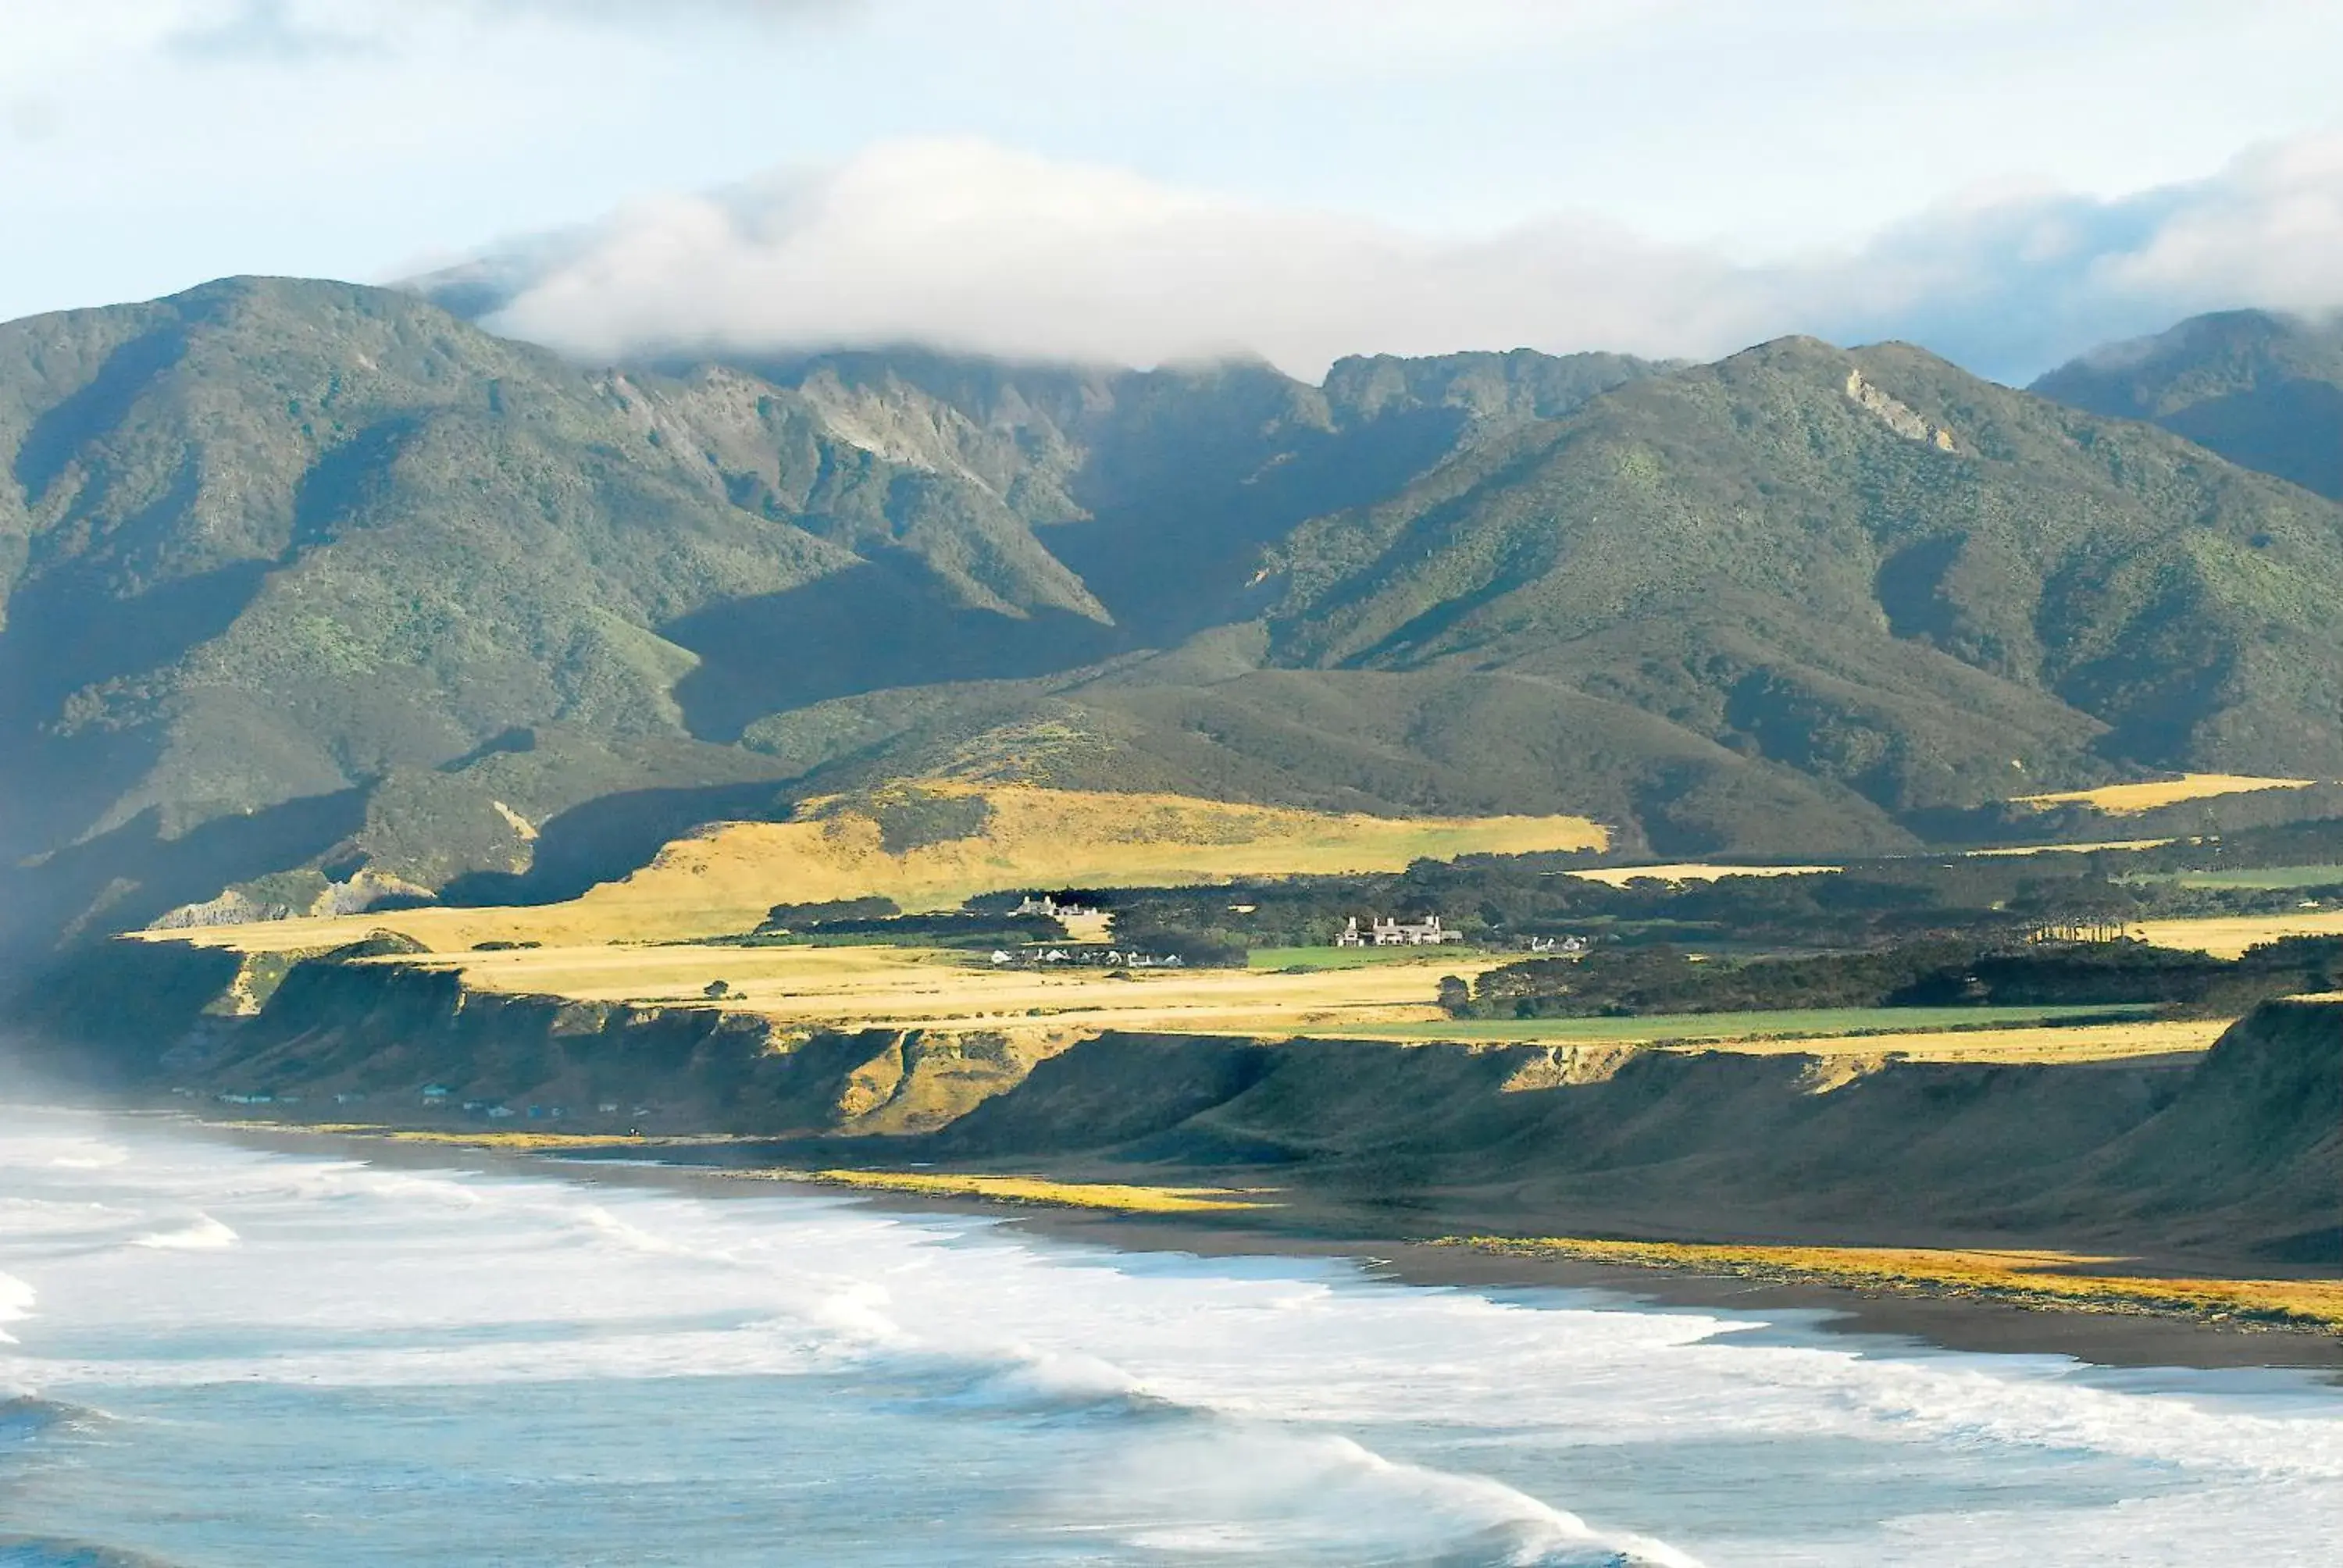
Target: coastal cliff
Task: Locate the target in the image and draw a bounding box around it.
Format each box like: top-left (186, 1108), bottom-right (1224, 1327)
top-left (7, 939), bottom-right (2335, 1271)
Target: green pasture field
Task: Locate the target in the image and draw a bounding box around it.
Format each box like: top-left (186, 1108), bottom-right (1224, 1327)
top-left (2129, 864), bottom-right (2343, 889)
top-left (1247, 945), bottom-right (1478, 971)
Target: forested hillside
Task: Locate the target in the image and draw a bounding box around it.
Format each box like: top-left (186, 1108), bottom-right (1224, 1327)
top-left (3, 276), bottom-right (2339, 961)
top-left (2034, 308), bottom-right (2343, 500)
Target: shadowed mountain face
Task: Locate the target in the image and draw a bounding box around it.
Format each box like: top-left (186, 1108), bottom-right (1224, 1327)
top-left (2033, 309), bottom-right (2343, 500)
top-left (2, 278), bottom-right (2340, 959)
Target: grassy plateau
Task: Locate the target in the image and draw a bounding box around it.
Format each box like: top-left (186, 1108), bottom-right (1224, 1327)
top-left (390, 939), bottom-right (1494, 1040)
top-left (2130, 909), bottom-right (2343, 958)
top-left (140, 783), bottom-right (1604, 953)
top-left (2011, 774), bottom-right (2318, 814)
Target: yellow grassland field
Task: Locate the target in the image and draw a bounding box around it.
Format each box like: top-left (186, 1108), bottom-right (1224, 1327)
top-left (1567, 844), bottom-right (2196, 879)
top-left (140, 783), bottom-right (1606, 954)
top-left (1441, 1237), bottom-right (2343, 1331)
top-left (2013, 774), bottom-right (2318, 814)
top-left (1961, 838), bottom-right (2174, 858)
top-left (1658, 1017), bottom-right (2226, 1065)
top-left (123, 775), bottom-right (2278, 1065)
top-left (305, 938), bottom-right (2226, 1065)
top-left (404, 939), bottom-right (1493, 1039)
top-left (1322, 1016), bottom-right (2227, 1070)
top-left (2130, 909), bottom-right (2343, 958)
top-left (734, 1169), bottom-right (1275, 1214)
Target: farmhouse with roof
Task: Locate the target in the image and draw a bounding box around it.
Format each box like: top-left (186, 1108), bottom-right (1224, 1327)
top-left (1335, 914), bottom-right (1464, 947)
top-left (1014, 893), bottom-right (1100, 919)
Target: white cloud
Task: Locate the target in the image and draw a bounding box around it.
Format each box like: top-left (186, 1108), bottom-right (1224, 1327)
top-left (166, 0), bottom-right (380, 60)
top-left (14, 2), bottom-right (2343, 342)
top-left (2095, 135), bottom-right (2343, 315)
top-left (476, 139), bottom-right (1778, 371)
top-left (475, 133), bottom-right (2343, 383)
top-left (147, 0), bottom-right (847, 62)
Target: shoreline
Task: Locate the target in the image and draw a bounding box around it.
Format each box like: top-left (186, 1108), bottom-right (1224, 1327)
top-left (1033, 1216), bottom-right (2343, 1376)
top-left (185, 1116), bottom-right (2343, 1378)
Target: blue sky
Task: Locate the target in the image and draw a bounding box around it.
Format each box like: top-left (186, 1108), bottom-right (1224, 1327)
top-left (10, 1), bottom-right (2343, 379)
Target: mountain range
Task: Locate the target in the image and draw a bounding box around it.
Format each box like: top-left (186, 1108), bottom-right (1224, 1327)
top-left (2, 276), bottom-right (2339, 961)
top-left (2031, 308), bottom-right (2343, 502)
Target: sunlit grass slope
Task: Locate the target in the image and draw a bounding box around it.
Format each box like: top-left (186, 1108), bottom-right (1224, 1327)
top-left (145, 782), bottom-right (1606, 953)
top-left (419, 941), bottom-right (2220, 1062)
top-left (2131, 908), bottom-right (2343, 958)
top-left (1961, 839), bottom-right (2175, 857)
top-left (1645, 1017), bottom-right (2226, 1063)
top-left (412, 939), bottom-right (1494, 1039)
top-left (2013, 774), bottom-right (2317, 814)
top-left (739, 1169), bottom-right (1274, 1214)
top-left (575, 783), bottom-right (1605, 933)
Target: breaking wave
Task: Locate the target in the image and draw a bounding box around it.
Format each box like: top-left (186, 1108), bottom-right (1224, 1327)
top-left (0, 1103), bottom-right (2335, 1566)
top-left (0, 1395), bottom-right (110, 1446)
top-left (1082, 1423), bottom-right (1709, 1567)
top-left (124, 1216), bottom-right (237, 1253)
top-left (0, 1270), bottom-right (34, 1345)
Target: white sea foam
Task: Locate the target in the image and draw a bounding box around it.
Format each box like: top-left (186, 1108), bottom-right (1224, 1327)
top-left (567, 1202), bottom-right (735, 1261)
top-left (1086, 1425), bottom-right (1706, 1566)
top-left (45, 1140), bottom-right (129, 1171)
top-left (0, 1270), bottom-right (34, 1345)
top-left (2, 1104), bottom-right (2337, 1566)
top-left (1636, 1335), bottom-right (2343, 1484)
top-left (936, 1344), bottom-right (1157, 1419)
top-left (126, 1215), bottom-right (238, 1252)
top-left (277, 1164), bottom-right (485, 1209)
top-left (0, 1197), bottom-right (138, 1241)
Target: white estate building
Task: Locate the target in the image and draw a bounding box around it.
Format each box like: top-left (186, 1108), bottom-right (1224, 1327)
top-left (1013, 893), bottom-right (1099, 919)
top-left (1335, 914), bottom-right (1464, 947)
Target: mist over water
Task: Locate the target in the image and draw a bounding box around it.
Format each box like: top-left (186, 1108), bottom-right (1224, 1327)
top-left (0, 1108), bottom-right (2336, 1566)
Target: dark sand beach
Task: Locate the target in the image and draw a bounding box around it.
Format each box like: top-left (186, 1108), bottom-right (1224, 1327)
top-left (191, 1116), bottom-right (2343, 1377)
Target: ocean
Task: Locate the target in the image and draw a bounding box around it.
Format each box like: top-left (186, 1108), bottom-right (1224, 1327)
top-left (1, 1104), bottom-right (2336, 1566)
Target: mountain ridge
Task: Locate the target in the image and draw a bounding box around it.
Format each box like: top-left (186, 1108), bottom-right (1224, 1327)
top-left (2, 276), bottom-right (2339, 960)
top-left (2033, 308), bottom-right (2343, 500)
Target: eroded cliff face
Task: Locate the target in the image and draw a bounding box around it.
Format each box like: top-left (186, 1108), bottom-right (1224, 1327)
top-left (10, 942), bottom-right (2335, 1271)
top-left (5, 939), bottom-right (1061, 1137)
top-left (1845, 366), bottom-right (1958, 451)
top-left (915, 1011), bottom-right (2334, 1266)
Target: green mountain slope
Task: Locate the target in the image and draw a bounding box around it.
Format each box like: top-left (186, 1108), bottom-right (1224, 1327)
top-left (1261, 337), bottom-right (2343, 800)
top-left (3, 280), bottom-right (2339, 960)
top-left (731, 657), bottom-right (1903, 858)
top-left (0, 279), bottom-right (869, 949)
top-left (727, 330), bottom-right (2343, 848)
top-left (2032, 309), bottom-right (2343, 499)
top-left (0, 280), bottom-right (1668, 952)
top-left (654, 345), bottom-right (1667, 733)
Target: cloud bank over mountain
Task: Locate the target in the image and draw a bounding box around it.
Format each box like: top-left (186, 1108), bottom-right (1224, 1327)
top-left (451, 134), bottom-right (2343, 383)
